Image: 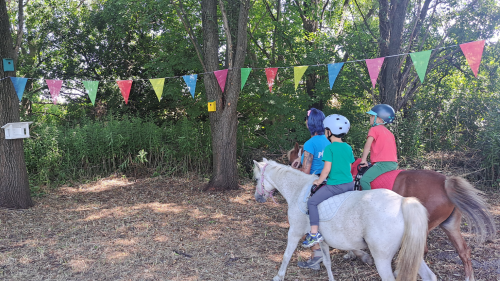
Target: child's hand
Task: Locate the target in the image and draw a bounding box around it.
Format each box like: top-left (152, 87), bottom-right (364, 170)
top-left (313, 179), bottom-right (322, 186)
top-left (359, 160), bottom-right (368, 167)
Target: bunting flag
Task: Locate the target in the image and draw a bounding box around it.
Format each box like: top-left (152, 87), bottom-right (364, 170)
top-left (410, 50), bottom-right (432, 83)
top-left (117, 80), bottom-right (133, 104)
top-left (366, 58), bottom-right (385, 88)
top-left (9, 77), bottom-right (28, 101)
top-left (82, 81), bottom-right (99, 105)
top-left (149, 78), bottom-right (165, 102)
top-left (265, 68), bottom-right (278, 93)
top-left (46, 79), bottom-right (63, 104)
top-left (460, 40), bottom-right (485, 78)
top-left (294, 66), bottom-right (308, 90)
top-left (241, 68), bottom-right (252, 90)
top-left (214, 69), bottom-right (228, 93)
top-left (328, 63), bottom-right (344, 90)
top-left (183, 74), bottom-right (198, 98)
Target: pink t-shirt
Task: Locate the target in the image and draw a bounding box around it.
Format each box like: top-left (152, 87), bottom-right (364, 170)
top-left (367, 125), bottom-right (398, 163)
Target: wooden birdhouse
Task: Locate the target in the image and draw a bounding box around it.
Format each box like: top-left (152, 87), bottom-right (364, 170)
top-left (208, 100), bottom-right (216, 112)
top-left (2, 58), bottom-right (14, 72)
top-left (1, 122), bottom-right (33, 139)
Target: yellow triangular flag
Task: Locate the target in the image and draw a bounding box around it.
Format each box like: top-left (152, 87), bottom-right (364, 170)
top-left (150, 78), bottom-right (165, 102)
top-left (294, 66), bottom-right (308, 90)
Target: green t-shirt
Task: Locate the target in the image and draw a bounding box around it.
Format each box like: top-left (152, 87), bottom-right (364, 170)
top-left (322, 142), bottom-right (355, 185)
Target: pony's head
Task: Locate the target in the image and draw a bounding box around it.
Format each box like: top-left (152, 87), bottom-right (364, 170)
top-left (253, 158), bottom-right (273, 203)
top-left (286, 142), bottom-right (303, 167)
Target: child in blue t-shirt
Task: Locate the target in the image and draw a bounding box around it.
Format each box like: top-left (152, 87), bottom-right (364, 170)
top-left (299, 108), bottom-right (331, 175)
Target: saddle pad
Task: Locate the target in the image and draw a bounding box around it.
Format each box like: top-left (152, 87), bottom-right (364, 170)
top-left (370, 170), bottom-right (403, 190)
top-left (298, 185), bottom-right (355, 222)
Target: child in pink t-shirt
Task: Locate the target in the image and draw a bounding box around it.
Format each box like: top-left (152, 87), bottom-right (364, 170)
top-left (359, 104), bottom-right (398, 190)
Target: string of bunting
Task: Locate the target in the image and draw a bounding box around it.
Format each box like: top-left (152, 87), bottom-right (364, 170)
top-left (1, 40), bottom-right (486, 105)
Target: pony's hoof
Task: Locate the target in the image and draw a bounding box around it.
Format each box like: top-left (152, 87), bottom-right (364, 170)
top-left (343, 251), bottom-right (356, 260)
top-left (273, 275), bottom-right (283, 281)
top-left (361, 254), bottom-right (374, 265)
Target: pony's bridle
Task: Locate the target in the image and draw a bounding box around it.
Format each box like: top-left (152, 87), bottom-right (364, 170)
top-left (259, 164), bottom-right (277, 204)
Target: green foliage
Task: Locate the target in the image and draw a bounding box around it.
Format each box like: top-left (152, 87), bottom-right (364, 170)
top-left (24, 115), bottom-right (212, 186)
top-left (8, 0), bottom-right (500, 187)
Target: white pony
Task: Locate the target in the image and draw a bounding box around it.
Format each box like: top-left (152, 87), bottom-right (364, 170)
top-left (253, 159), bottom-right (438, 281)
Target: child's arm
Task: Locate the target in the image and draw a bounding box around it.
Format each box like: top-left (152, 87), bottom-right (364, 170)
top-left (313, 161), bottom-right (331, 185)
top-left (360, 136), bottom-right (374, 166)
top-left (299, 151), bottom-right (313, 174)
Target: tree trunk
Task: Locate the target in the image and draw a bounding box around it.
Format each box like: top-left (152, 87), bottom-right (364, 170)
top-left (202, 0), bottom-right (249, 191)
top-left (378, 0), bottom-right (411, 109)
top-left (295, 0), bottom-right (325, 110)
top-left (0, 0), bottom-right (33, 208)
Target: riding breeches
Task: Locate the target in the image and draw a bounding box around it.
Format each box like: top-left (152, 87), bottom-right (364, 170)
top-left (307, 181), bottom-right (354, 226)
top-left (360, 161), bottom-right (398, 190)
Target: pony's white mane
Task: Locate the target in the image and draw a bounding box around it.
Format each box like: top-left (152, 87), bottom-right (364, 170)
top-left (253, 159), bottom-right (316, 183)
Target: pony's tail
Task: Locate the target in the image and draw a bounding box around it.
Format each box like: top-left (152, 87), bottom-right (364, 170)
top-left (396, 197), bottom-right (428, 281)
top-left (444, 176), bottom-right (496, 243)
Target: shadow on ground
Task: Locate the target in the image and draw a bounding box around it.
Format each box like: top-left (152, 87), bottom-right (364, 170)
top-left (0, 175), bottom-right (499, 280)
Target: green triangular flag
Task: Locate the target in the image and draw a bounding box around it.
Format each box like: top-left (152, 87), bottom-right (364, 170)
top-left (150, 78), bottom-right (165, 102)
top-left (294, 66), bottom-right (308, 90)
top-left (82, 81), bottom-right (99, 105)
top-left (410, 50), bottom-right (432, 83)
top-left (241, 68), bottom-right (251, 90)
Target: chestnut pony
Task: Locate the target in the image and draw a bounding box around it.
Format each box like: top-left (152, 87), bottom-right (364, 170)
top-left (287, 143), bottom-right (495, 281)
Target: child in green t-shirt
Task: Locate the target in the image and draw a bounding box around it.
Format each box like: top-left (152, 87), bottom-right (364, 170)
top-left (302, 114), bottom-right (355, 248)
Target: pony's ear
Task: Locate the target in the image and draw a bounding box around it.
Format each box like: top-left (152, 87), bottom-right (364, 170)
top-left (253, 160), bottom-right (264, 169)
top-left (294, 142), bottom-right (299, 150)
top-left (262, 158), bottom-right (268, 163)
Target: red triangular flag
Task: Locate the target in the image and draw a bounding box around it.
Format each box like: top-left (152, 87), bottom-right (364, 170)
top-left (214, 69), bottom-right (228, 93)
top-left (365, 58), bottom-right (385, 88)
top-left (460, 40), bottom-right (485, 78)
top-left (46, 79), bottom-right (63, 104)
top-left (117, 80), bottom-right (133, 104)
top-left (265, 68), bottom-right (278, 92)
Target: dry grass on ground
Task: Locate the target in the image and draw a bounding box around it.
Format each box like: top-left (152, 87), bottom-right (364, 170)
top-left (0, 175), bottom-right (499, 281)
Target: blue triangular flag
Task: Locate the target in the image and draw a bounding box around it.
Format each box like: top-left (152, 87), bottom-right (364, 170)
top-left (328, 63), bottom-right (344, 90)
top-left (10, 77), bottom-right (28, 101)
top-left (183, 74), bottom-right (198, 98)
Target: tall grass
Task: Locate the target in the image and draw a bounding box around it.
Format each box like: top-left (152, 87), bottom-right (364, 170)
top-left (24, 116), bottom-right (212, 186)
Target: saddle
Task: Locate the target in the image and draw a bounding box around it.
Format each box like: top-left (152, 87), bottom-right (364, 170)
top-left (298, 182), bottom-right (354, 221)
top-left (351, 158), bottom-right (403, 191)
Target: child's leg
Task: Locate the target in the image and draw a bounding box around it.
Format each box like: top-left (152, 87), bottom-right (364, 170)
top-left (307, 182), bottom-right (355, 227)
top-left (360, 161), bottom-right (398, 190)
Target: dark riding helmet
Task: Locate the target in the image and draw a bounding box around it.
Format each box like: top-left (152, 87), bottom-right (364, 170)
top-left (366, 104), bottom-right (396, 124)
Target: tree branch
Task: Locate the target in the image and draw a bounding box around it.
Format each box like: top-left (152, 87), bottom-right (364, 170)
top-left (263, 0), bottom-right (277, 21)
top-left (173, 0), bottom-right (207, 72)
top-left (13, 0), bottom-right (27, 62)
top-left (353, 0), bottom-right (377, 40)
top-left (218, 0), bottom-right (233, 68)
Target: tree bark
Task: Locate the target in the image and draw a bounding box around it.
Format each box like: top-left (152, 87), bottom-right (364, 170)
top-left (294, 0), bottom-right (323, 110)
top-left (378, 0), bottom-right (411, 109)
top-left (0, 0), bottom-right (33, 208)
top-left (201, 0), bottom-right (250, 191)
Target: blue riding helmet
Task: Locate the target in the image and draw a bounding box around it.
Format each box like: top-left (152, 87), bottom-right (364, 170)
top-left (366, 104), bottom-right (396, 125)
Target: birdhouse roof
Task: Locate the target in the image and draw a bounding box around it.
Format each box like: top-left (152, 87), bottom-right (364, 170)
top-left (1, 122), bottom-right (33, 129)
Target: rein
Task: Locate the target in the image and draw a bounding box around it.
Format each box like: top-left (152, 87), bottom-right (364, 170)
top-left (259, 164), bottom-right (278, 204)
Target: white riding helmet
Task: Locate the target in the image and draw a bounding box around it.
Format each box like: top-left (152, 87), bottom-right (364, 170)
top-left (323, 114), bottom-right (350, 135)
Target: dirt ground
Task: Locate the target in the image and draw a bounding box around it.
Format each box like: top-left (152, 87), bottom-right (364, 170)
top-left (0, 175), bottom-right (499, 281)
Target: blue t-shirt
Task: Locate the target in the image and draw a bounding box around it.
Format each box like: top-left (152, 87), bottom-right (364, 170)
top-left (301, 135), bottom-right (331, 175)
